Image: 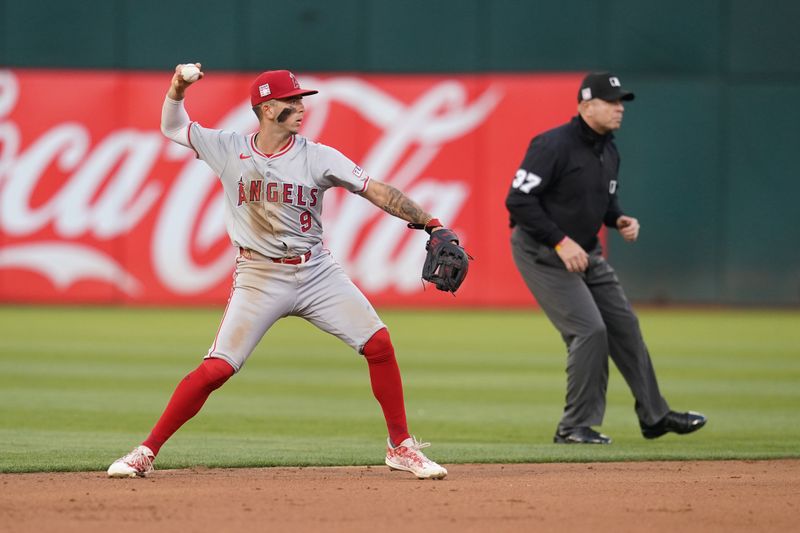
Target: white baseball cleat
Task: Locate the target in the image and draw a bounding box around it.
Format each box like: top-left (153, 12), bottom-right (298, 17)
top-left (385, 436), bottom-right (448, 480)
top-left (107, 445), bottom-right (155, 478)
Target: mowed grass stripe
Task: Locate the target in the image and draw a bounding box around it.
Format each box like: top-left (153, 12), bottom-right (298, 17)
top-left (0, 306), bottom-right (798, 472)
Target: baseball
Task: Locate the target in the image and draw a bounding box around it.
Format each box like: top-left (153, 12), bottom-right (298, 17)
top-left (180, 64), bottom-right (201, 83)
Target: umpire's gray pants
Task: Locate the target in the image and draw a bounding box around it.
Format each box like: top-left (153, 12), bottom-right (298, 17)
top-left (511, 227), bottom-right (670, 430)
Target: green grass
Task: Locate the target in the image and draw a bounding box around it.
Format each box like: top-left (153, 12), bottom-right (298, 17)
top-left (1, 306), bottom-right (798, 473)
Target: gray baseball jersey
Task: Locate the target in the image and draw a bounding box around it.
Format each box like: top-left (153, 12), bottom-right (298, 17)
top-left (162, 98), bottom-right (384, 371)
top-left (188, 123), bottom-right (369, 258)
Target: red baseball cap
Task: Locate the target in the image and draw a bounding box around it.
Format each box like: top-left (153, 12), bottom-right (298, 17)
top-left (250, 70), bottom-right (318, 107)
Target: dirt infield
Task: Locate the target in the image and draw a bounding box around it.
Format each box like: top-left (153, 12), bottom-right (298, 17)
top-left (1, 460), bottom-right (797, 533)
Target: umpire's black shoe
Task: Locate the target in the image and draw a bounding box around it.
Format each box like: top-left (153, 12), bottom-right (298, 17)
top-left (640, 411), bottom-right (707, 439)
top-left (554, 426), bottom-right (612, 444)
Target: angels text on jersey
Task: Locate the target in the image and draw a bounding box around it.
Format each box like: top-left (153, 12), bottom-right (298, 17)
top-left (237, 177), bottom-right (319, 208)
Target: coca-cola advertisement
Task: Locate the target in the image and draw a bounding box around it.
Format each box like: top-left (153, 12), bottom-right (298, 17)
top-left (0, 69), bottom-right (582, 306)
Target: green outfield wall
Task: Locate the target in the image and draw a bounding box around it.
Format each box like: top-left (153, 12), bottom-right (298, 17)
top-left (1, 0), bottom-right (798, 305)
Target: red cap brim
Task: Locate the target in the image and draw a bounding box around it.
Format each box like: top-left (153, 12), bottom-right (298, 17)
top-left (281, 88), bottom-right (318, 98)
top-left (252, 88), bottom-right (318, 106)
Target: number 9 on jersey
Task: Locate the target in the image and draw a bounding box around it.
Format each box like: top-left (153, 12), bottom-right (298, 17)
top-left (300, 211), bottom-right (312, 232)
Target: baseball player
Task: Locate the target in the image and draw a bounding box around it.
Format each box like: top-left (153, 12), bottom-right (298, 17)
top-left (108, 64), bottom-right (452, 479)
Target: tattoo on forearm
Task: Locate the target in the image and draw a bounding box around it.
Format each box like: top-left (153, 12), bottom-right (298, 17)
top-left (381, 184), bottom-right (429, 223)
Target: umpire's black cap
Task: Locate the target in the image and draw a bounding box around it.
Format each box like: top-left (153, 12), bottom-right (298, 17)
top-left (578, 72), bottom-right (635, 103)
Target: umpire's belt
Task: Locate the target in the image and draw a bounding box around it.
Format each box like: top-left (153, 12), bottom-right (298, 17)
top-left (239, 247), bottom-right (311, 264)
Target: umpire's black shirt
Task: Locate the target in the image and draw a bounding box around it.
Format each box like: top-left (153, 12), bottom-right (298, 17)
top-left (505, 115), bottom-right (624, 251)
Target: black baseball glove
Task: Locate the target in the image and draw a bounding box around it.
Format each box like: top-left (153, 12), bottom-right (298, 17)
top-left (421, 228), bottom-right (471, 293)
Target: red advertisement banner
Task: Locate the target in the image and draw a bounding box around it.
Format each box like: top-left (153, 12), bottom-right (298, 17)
top-left (0, 69), bottom-right (582, 307)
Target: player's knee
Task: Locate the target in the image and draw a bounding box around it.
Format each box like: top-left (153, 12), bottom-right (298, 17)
top-left (362, 327), bottom-right (394, 364)
top-left (198, 357), bottom-right (235, 390)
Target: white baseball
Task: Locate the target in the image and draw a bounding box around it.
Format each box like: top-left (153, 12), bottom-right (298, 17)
top-left (180, 64), bottom-right (201, 82)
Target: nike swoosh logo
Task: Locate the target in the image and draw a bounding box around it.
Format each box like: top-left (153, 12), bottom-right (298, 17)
top-left (239, 153), bottom-right (252, 159)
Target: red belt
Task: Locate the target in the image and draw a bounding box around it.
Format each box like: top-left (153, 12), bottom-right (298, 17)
top-left (271, 250), bottom-right (312, 264)
top-left (240, 247), bottom-right (311, 264)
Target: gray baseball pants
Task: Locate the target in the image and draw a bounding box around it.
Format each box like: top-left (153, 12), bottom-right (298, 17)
top-left (510, 227), bottom-right (670, 431)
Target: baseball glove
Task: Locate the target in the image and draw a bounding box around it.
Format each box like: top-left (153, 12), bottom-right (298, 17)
top-left (421, 228), bottom-right (471, 293)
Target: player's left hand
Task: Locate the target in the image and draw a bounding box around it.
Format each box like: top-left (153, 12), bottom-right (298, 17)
top-left (616, 215), bottom-right (640, 242)
top-left (421, 228), bottom-right (471, 293)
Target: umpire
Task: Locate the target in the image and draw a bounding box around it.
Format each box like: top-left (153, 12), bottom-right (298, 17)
top-left (505, 73), bottom-right (706, 444)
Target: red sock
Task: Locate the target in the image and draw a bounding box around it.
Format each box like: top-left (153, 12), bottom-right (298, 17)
top-left (362, 328), bottom-right (410, 446)
top-left (142, 358), bottom-right (234, 456)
